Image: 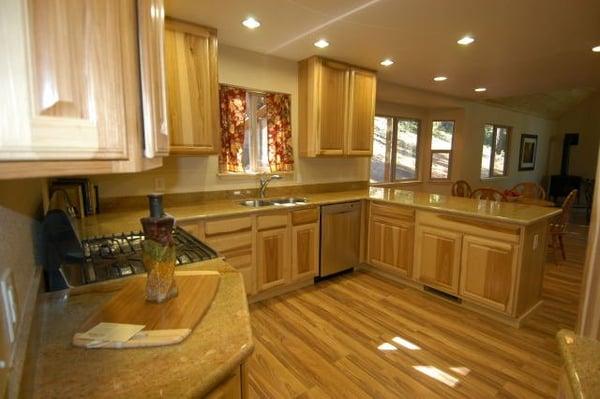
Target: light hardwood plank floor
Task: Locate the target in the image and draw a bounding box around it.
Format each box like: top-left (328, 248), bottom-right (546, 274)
top-left (248, 225), bottom-right (586, 398)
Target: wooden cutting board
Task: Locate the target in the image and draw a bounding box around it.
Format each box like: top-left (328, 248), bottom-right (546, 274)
top-left (73, 270), bottom-right (221, 349)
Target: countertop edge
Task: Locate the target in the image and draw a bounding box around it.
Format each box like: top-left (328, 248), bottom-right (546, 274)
top-left (172, 194), bottom-right (560, 226)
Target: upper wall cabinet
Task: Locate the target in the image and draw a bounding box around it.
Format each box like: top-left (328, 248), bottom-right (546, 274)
top-left (299, 56), bottom-right (376, 157)
top-left (138, 0), bottom-right (170, 158)
top-left (0, 0), bottom-right (168, 179)
top-left (165, 18), bottom-right (220, 155)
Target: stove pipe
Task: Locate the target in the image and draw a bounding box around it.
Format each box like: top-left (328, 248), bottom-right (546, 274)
top-left (560, 133), bottom-right (579, 176)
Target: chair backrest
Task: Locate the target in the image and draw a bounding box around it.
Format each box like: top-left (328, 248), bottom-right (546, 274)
top-left (471, 188), bottom-right (507, 202)
top-left (511, 182), bottom-right (546, 200)
top-left (452, 180), bottom-right (472, 198)
top-left (558, 189), bottom-right (578, 226)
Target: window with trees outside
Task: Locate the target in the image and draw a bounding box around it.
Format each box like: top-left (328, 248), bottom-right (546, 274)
top-left (370, 116), bottom-right (420, 183)
top-left (481, 124), bottom-right (510, 178)
top-left (430, 121), bottom-right (455, 180)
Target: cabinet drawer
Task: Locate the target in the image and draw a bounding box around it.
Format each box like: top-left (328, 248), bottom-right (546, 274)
top-left (205, 217), bottom-right (252, 236)
top-left (291, 207), bottom-right (319, 226)
top-left (370, 202), bottom-right (414, 222)
top-left (257, 213), bottom-right (288, 231)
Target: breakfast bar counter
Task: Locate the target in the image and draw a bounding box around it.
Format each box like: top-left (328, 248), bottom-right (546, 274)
top-left (27, 259), bottom-right (253, 398)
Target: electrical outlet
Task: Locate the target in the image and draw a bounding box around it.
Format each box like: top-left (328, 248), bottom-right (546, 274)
top-left (533, 234), bottom-right (539, 250)
top-left (153, 177), bottom-right (165, 192)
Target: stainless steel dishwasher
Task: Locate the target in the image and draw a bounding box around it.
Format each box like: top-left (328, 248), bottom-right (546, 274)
top-left (319, 201), bottom-right (361, 278)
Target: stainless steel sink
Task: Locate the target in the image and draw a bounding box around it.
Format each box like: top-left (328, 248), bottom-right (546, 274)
top-left (270, 197), bottom-right (308, 206)
top-left (238, 199), bottom-right (274, 207)
top-left (238, 197), bottom-right (308, 207)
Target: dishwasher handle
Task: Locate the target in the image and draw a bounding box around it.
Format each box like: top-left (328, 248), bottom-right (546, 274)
top-left (320, 201), bottom-right (361, 215)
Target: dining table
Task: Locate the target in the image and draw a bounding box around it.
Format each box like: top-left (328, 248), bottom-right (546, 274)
top-left (512, 197), bottom-right (557, 207)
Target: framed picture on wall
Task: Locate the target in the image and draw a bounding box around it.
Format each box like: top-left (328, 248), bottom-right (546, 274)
top-left (519, 134), bottom-right (538, 171)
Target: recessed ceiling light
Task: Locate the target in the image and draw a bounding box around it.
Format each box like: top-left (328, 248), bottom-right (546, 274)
top-left (457, 36), bottom-right (475, 46)
top-left (474, 87), bottom-right (487, 92)
top-left (242, 17), bottom-right (261, 29)
top-left (380, 59), bottom-right (394, 67)
top-left (433, 76), bottom-right (447, 82)
top-left (593, 45), bottom-right (600, 53)
top-left (314, 39), bottom-right (330, 48)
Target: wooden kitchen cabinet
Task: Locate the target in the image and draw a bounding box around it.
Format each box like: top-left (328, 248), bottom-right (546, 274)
top-left (459, 235), bottom-right (518, 313)
top-left (0, 0), bottom-right (167, 178)
top-left (347, 68), bottom-right (377, 155)
top-left (368, 218), bottom-right (414, 277)
top-left (165, 18), bottom-right (220, 155)
top-left (256, 226), bottom-right (290, 291)
top-left (413, 225), bottom-right (462, 295)
top-left (291, 208), bottom-right (319, 281)
top-left (367, 202), bottom-right (415, 277)
top-left (200, 216), bottom-right (257, 295)
top-left (138, 0), bottom-right (170, 158)
top-left (299, 56), bottom-right (376, 157)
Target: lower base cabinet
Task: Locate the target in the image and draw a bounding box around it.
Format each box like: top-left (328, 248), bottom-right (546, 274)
top-left (291, 223), bottom-right (319, 280)
top-left (413, 225), bottom-right (462, 295)
top-left (256, 226), bottom-right (290, 291)
top-left (368, 217), bottom-right (413, 277)
top-left (459, 235), bottom-right (518, 313)
top-left (179, 216), bottom-right (256, 295)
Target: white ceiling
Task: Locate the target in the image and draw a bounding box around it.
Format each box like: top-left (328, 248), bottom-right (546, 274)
top-left (165, 0), bottom-right (600, 101)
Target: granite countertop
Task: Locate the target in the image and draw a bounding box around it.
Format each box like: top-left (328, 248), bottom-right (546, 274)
top-left (29, 258), bottom-right (254, 398)
top-left (557, 329), bottom-right (600, 399)
top-left (77, 188), bottom-right (561, 238)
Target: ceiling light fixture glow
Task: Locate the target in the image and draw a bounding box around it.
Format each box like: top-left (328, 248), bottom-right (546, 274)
top-left (314, 39), bottom-right (330, 48)
top-left (242, 17), bottom-right (261, 29)
top-left (380, 59), bottom-right (394, 67)
top-left (593, 45), bottom-right (600, 53)
top-left (474, 87), bottom-right (487, 92)
top-left (433, 76), bottom-right (448, 82)
top-left (457, 36), bottom-right (475, 46)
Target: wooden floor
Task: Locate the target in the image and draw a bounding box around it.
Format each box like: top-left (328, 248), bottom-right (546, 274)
top-left (247, 224), bottom-right (587, 398)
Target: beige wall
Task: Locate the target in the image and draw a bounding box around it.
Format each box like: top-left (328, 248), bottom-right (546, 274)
top-left (377, 82), bottom-right (557, 192)
top-left (549, 93), bottom-right (600, 179)
top-left (93, 45), bottom-right (370, 198)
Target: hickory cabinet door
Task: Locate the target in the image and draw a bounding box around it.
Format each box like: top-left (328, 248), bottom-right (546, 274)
top-left (414, 225), bottom-right (462, 295)
top-left (346, 68), bottom-right (376, 156)
top-left (165, 18), bottom-right (219, 155)
top-left (316, 59), bottom-right (349, 156)
top-left (0, 0), bottom-right (136, 161)
top-left (256, 227), bottom-right (290, 291)
top-left (368, 217), bottom-right (414, 277)
top-left (291, 223), bottom-right (319, 280)
top-left (459, 235), bottom-right (518, 313)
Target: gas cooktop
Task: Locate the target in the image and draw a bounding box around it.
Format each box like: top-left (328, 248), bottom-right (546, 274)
top-left (74, 227), bottom-right (218, 285)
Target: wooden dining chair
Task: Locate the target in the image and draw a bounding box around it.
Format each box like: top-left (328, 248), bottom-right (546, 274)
top-left (451, 180), bottom-right (472, 198)
top-left (471, 188), bottom-right (507, 202)
top-left (510, 182), bottom-right (546, 200)
top-left (550, 189), bottom-right (578, 261)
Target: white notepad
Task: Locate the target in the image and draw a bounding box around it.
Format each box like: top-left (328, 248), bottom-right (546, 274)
top-left (79, 322), bottom-right (145, 343)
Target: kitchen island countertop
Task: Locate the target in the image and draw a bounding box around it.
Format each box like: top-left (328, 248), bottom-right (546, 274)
top-left (28, 258), bottom-right (253, 398)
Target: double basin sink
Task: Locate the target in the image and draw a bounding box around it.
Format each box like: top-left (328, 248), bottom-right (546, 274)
top-left (239, 197), bottom-right (308, 208)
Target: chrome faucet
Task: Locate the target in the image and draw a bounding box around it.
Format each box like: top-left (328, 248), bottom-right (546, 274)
top-left (259, 174), bottom-right (282, 198)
